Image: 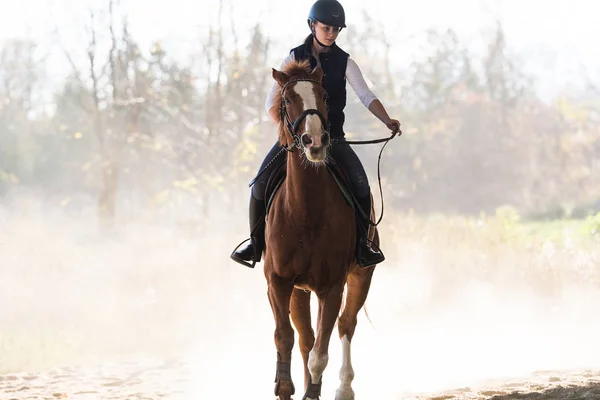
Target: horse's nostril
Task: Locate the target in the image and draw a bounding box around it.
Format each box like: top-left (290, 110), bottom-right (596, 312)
top-left (301, 133), bottom-right (312, 146)
top-left (321, 133), bottom-right (330, 146)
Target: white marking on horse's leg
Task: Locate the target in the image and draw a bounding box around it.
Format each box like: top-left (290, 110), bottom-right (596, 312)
top-left (306, 347), bottom-right (328, 399)
top-left (335, 335), bottom-right (355, 400)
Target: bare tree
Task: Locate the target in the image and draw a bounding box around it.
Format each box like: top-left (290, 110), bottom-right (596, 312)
top-left (0, 39), bottom-right (43, 189)
top-left (57, 0), bottom-right (146, 224)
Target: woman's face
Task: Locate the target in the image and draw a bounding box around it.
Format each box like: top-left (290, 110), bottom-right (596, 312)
top-left (312, 21), bottom-right (341, 46)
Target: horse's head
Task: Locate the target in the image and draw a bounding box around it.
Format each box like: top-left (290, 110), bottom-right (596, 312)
top-left (272, 60), bottom-right (330, 163)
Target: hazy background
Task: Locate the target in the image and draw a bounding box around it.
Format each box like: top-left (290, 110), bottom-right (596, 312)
top-left (1, 0), bottom-right (600, 398)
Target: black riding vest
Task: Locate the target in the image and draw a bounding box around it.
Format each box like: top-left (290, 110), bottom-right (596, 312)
top-left (291, 36), bottom-right (349, 138)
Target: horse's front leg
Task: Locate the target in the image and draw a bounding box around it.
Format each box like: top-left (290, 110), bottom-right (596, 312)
top-left (335, 266), bottom-right (375, 400)
top-left (303, 283), bottom-right (345, 400)
top-left (290, 287), bottom-right (315, 390)
top-left (267, 273), bottom-right (296, 400)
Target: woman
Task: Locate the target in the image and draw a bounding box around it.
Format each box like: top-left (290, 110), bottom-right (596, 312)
top-left (231, 0), bottom-right (401, 268)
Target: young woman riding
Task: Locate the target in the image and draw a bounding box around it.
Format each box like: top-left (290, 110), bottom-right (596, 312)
top-left (231, 0), bottom-right (401, 269)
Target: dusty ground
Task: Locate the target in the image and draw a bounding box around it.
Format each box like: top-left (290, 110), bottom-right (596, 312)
top-left (2, 359), bottom-right (600, 399)
top-left (414, 370), bottom-right (600, 399)
top-left (1, 202), bottom-right (600, 399)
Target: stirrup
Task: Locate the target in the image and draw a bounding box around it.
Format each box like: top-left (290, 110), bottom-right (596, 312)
top-left (230, 254), bottom-right (257, 268)
top-left (356, 238), bottom-right (384, 268)
top-left (230, 238), bottom-right (258, 268)
top-left (357, 253), bottom-right (384, 268)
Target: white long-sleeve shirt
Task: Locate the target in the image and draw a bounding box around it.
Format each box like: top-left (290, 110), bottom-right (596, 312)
top-left (264, 52), bottom-right (378, 115)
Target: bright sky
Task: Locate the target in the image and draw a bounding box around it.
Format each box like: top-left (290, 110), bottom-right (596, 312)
top-left (1, 0), bottom-right (598, 100)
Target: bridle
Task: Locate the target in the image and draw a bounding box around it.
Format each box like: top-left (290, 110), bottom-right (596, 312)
top-left (278, 78), bottom-right (330, 152)
top-left (249, 75), bottom-right (400, 230)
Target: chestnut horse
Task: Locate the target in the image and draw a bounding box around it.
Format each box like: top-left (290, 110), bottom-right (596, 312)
top-left (264, 59), bottom-right (379, 400)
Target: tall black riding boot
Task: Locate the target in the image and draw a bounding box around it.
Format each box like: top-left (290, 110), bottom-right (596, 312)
top-left (230, 194), bottom-right (266, 268)
top-left (355, 194), bottom-right (385, 268)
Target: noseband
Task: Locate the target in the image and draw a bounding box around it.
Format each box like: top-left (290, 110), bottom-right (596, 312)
top-left (279, 78), bottom-right (330, 151)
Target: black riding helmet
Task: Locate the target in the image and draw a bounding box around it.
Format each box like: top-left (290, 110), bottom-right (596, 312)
top-left (307, 0), bottom-right (346, 29)
top-left (307, 0), bottom-right (346, 48)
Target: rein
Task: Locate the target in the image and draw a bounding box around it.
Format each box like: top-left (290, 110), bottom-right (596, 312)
top-left (248, 76), bottom-right (400, 228)
top-left (332, 129), bottom-right (399, 228)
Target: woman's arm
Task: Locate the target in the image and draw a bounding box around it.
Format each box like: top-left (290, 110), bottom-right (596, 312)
top-left (345, 58), bottom-right (378, 109)
top-left (368, 99), bottom-right (393, 126)
top-left (346, 58), bottom-right (401, 133)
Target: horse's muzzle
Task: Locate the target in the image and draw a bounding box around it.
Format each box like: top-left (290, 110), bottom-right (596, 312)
top-left (301, 132), bottom-right (330, 149)
top-left (301, 131), bottom-right (329, 162)
top-left (307, 146), bottom-right (327, 162)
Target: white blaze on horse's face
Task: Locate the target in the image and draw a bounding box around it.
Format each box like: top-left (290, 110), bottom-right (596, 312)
top-left (293, 81), bottom-right (328, 163)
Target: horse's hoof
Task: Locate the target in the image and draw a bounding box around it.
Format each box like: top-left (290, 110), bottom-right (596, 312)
top-left (335, 386), bottom-right (355, 400)
top-left (275, 380), bottom-right (295, 399)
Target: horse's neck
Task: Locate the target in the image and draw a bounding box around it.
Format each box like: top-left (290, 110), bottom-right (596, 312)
top-left (284, 150), bottom-right (332, 217)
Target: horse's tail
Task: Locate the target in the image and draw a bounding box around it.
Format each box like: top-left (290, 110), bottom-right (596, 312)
top-left (338, 285), bottom-right (377, 330)
top-left (339, 284), bottom-right (347, 320)
top-left (339, 281), bottom-right (376, 331)
top-left (363, 301), bottom-right (376, 330)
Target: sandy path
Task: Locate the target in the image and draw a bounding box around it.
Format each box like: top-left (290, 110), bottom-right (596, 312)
top-left (2, 359), bottom-right (600, 400)
top-left (408, 369), bottom-right (600, 399)
top-left (0, 359), bottom-right (188, 400)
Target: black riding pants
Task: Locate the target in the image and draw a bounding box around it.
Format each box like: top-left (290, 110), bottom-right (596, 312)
top-left (251, 139), bottom-right (370, 201)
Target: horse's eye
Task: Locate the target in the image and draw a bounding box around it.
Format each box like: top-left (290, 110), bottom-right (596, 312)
top-left (284, 98), bottom-right (291, 105)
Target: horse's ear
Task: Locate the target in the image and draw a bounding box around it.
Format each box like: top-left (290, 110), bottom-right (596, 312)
top-left (310, 66), bottom-right (323, 84)
top-left (272, 68), bottom-right (289, 87)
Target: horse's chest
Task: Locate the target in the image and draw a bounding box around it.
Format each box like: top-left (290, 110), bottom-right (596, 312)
top-left (269, 222), bottom-right (353, 268)
top-left (273, 222), bottom-right (345, 246)
top-left (265, 190), bottom-right (356, 276)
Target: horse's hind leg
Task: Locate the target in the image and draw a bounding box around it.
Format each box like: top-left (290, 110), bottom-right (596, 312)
top-left (267, 273), bottom-right (296, 400)
top-left (290, 288), bottom-right (315, 391)
top-left (335, 266), bottom-right (376, 400)
top-left (303, 283), bottom-right (345, 400)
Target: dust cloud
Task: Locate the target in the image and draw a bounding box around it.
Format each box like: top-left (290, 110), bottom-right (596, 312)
top-left (1, 190), bottom-right (600, 399)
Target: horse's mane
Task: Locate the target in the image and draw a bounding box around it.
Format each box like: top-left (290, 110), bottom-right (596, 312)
top-left (282, 58), bottom-right (313, 78)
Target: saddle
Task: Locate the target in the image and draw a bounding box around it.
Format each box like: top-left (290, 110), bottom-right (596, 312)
top-left (263, 157), bottom-right (357, 220)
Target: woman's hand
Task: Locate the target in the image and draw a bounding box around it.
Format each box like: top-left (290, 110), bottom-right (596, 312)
top-left (386, 119), bottom-right (402, 135)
